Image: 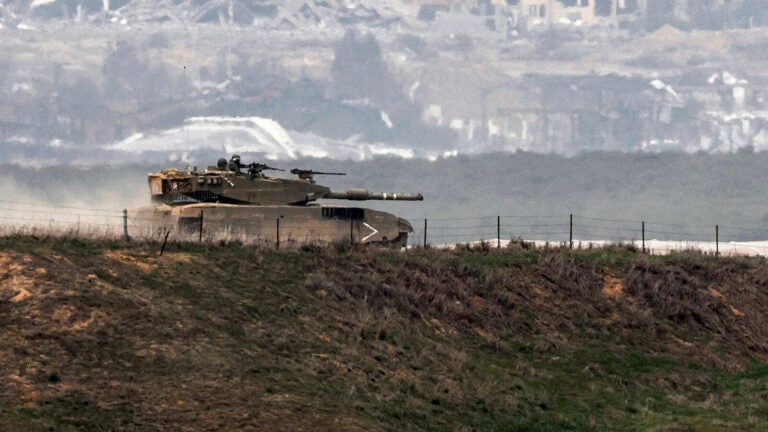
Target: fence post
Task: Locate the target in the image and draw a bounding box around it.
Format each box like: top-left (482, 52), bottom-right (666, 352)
top-left (160, 230), bottom-right (170, 256)
top-left (199, 210), bottom-right (204, 242)
top-left (423, 218), bottom-right (427, 248)
top-left (569, 214), bottom-right (573, 250)
top-left (276, 218), bottom-right (280, 250)
top-left (716, 225), bottom-right (719, 257)
top-left (497, 215), bottom-right (501, 250)
top-left (642, 221), bottom-right (645, 254)
top-left (123, 209), bottom-right (130, 241)
top-left (350, 218), bottom-right (354, 244)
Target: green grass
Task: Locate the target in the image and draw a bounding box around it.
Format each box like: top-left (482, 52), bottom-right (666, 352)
top-left (452, 249), bottom-right (548, 268)
top-left (11, 393), bottom-right (133, 432)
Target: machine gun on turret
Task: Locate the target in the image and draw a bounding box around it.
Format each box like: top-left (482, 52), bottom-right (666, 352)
top-left (290, 168), bottom-right (346, 184)
top-left (247, 162), bottom-right (284, 179)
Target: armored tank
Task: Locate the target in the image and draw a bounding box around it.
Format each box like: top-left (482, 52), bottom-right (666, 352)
top-left (129, 155), bottom-right (423, 247)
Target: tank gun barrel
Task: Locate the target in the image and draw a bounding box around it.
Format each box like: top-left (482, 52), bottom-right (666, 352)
top-left (325, 189), bottom-right (423, 201)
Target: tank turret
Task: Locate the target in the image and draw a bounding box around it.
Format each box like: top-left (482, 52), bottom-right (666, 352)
top-left (148, 159), bottom-right (423, 206)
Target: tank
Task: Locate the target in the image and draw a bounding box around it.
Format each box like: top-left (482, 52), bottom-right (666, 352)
top-left (129, 155), bottom-right (423, 247)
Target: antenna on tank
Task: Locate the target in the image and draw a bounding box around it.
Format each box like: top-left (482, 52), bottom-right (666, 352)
top-left (183, 64), bottom-right (192, 171)
top-left (182, 151), bottom-right (192, 172)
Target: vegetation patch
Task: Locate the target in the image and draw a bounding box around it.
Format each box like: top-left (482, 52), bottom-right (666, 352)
top-left (1, 236), bottom-right (767, 430)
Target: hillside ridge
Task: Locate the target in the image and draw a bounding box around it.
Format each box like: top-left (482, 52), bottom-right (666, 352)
top-left (1, 236), bottom-right (768, 431)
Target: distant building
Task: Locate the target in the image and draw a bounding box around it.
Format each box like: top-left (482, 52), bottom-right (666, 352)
top-left (495, 0), bottom-right (647, 31)
top-left (485, 0), bottom-right (764, 32)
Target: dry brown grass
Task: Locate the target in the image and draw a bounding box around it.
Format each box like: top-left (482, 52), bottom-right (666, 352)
top-left (624, 257), bottom-right (768, 370)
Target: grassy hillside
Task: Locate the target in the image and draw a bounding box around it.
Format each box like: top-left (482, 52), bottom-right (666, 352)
top-left (1, 236), bottom-right (768, 431)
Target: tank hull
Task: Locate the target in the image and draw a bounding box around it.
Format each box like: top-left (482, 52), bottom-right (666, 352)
top-left (129, 203), bottom-right (412, 247)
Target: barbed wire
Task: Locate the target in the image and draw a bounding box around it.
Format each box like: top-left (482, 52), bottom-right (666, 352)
top-left (572, 215), bottom-right (641, 224)
top-left (0, 199), bottom-right (122, 215)
top-left (0, 215), bottom-right (123, 228)
top-left (502, 223), bottom-right (566, 228)
top-left (427, 215), bottom-right (498, 222)
top-left (0, 207), bottom-right (124, 220)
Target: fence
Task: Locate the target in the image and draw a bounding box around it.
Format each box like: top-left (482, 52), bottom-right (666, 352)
top-left (2, 200), bottom-right (768, 256)
top-left (0, 200), bottom-right (127, 238)
top-left (412, 214), bottom-right (768, 256)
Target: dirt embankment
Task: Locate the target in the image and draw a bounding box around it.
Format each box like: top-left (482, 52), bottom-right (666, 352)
top-left (1, 237), bottom-right (768, 431)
